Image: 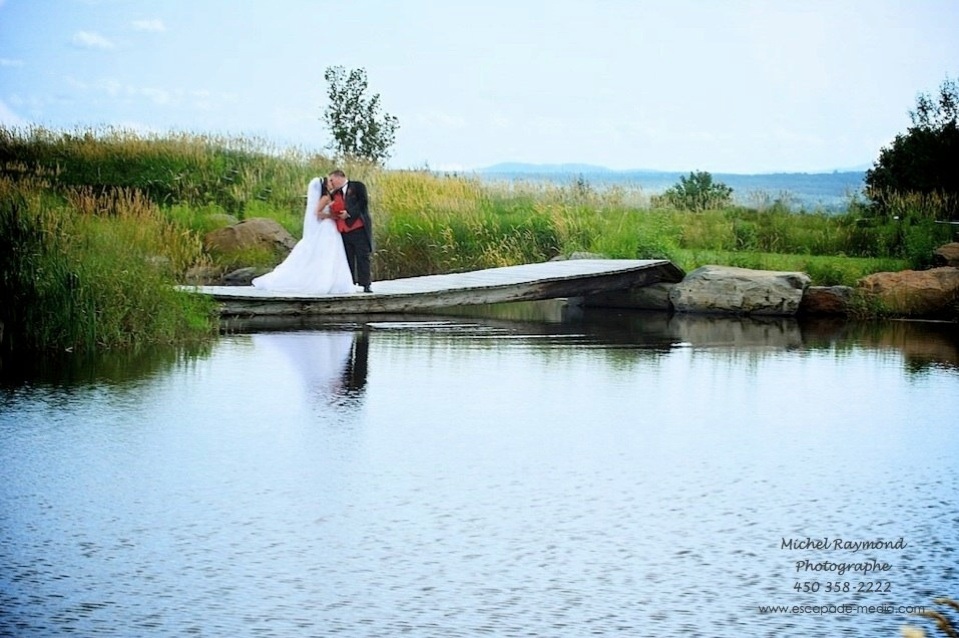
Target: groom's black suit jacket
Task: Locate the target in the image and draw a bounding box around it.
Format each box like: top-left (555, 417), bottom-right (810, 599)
top-left (341, 180), bottom-right (373, 250)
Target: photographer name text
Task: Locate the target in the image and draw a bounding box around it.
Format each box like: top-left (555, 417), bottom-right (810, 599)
top-left (780, 537), bottom-right (908, 552)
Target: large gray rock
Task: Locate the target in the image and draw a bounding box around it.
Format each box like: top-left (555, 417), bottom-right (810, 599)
top-left (669, 265), bottom-right (810, 315)
top-left (203, 218), bottom-right (296, 256)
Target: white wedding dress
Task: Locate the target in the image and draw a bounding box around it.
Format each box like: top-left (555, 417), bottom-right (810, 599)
top-left (252, 177), bottom-right (354, 294)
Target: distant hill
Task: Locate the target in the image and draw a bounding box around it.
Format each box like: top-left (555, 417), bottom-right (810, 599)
top-left (472, 163), bottom-right (866, 210)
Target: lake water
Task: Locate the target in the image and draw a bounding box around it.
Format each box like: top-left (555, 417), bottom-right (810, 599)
top-left (1, 306), bottom-right (957, 638)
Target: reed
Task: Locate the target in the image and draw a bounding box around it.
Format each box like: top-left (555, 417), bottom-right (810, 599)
top-left (0, 175), bottom-right (217, 352)
top-left (0, 125), bottom-right (333, 216)
top-left (370, 171), bottom-right (568, 277)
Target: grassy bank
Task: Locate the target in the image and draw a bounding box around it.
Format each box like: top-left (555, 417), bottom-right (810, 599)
top-left (0, 174), bottom-right (218, 352)
top-left (2, 126), bottom-right (954, 352)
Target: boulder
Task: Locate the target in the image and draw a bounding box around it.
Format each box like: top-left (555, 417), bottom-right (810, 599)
top-left (203, 218), bottom-right (296, 256)
top-left (933, 242), bottom-right (959, 267)
top-left (857, 267), bottom-right (959, 317)
top-left (669, 265), bottom-right (810, 315)
top-left (799, 285), bottom-right (855, 315)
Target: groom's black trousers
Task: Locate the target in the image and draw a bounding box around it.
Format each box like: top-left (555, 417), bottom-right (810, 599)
top-left (341, 229), bottom-right (371, 287)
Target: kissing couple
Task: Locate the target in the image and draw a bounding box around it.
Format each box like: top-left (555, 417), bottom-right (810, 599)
top-left (252, 170), bottom-right (374, 294)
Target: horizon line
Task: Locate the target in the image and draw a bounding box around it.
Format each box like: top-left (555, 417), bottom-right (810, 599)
top-left (427, 162), bottom-right (871, 176)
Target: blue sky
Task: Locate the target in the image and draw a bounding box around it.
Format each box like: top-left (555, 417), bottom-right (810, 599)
top-left (1, 0), bottom-right (957, 173)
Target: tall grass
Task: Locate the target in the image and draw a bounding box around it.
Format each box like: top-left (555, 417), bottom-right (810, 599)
top-left (0, 175), bottom-right (217, 352)
top-left (370, 171), bottom-right (567, 277)
top-left (0, 125), bottom-right (330, 216)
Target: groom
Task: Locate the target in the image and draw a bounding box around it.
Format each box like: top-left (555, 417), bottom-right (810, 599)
top-left (328, 169), bottom-right (373, 293)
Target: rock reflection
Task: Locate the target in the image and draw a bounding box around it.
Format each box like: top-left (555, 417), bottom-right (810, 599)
top-left (819, 319), bottom-right (959, 371)
top-left (468, 302), bottom-right (959, 370)
top-left (574, 310), bottom-right (805, 350)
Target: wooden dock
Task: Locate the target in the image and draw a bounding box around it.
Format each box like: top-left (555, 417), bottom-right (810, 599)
top-left (183, 259), bottom-right (685, 316)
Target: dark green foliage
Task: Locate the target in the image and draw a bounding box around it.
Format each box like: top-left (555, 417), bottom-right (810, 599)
top-left (865, 76), bottom-right (959, 219)
top-left (0, 189), bottom-right (57, 350)
top-left (322, 66), bottom-right (399, 164)
top-left (838, 191), bottom-right (956, 265)
top-left (658, 171), bottom-right (734, 211)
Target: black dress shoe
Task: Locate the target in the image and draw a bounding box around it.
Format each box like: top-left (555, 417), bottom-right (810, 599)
top-left (363, 286), bottom-right (372, 293)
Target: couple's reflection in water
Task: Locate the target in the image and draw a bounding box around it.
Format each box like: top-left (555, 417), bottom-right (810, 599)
top-left (253, 327), bottom-right (369, 408)
top-left (337, 327), bottom-right (369, 402)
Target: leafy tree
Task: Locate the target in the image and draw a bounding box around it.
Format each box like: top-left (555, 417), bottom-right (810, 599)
top-left (660, 170), bottom-right (733, 211)
top-left (321, 66), bottom-right (399, 164)
top-left (865, 76), bottom-right (959, 219)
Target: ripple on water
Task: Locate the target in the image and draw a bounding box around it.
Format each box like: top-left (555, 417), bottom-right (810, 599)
top-left (1, 322), bottom-right (958, 637)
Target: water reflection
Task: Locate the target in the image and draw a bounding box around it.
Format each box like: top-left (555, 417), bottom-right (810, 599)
top-left (440, 300), bottom-right (959, 371)
top-left (1, 307), bottom-right (957, 638)
top-left (0, 342), bottom-right (212, 389)
top-left (252, 329), bottom-right (368, 406)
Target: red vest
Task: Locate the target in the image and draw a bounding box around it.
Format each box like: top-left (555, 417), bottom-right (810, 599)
top-left (331, 191), bottom-right (364, 233)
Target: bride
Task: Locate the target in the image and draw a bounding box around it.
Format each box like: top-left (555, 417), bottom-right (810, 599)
top-left (251, 177), bottom-right (354, 294)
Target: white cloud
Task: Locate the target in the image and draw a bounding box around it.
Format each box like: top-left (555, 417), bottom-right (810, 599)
top-left (0, 99), bottom-right (27, 127)
top-left (0, 58), bottom-right (24, 67)
top-left (70, 75), bottom-right (238, 113)
top-left (132, 19), bottom-right (165, 33)
top-left (72, 31), bottom-right (115, 50)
